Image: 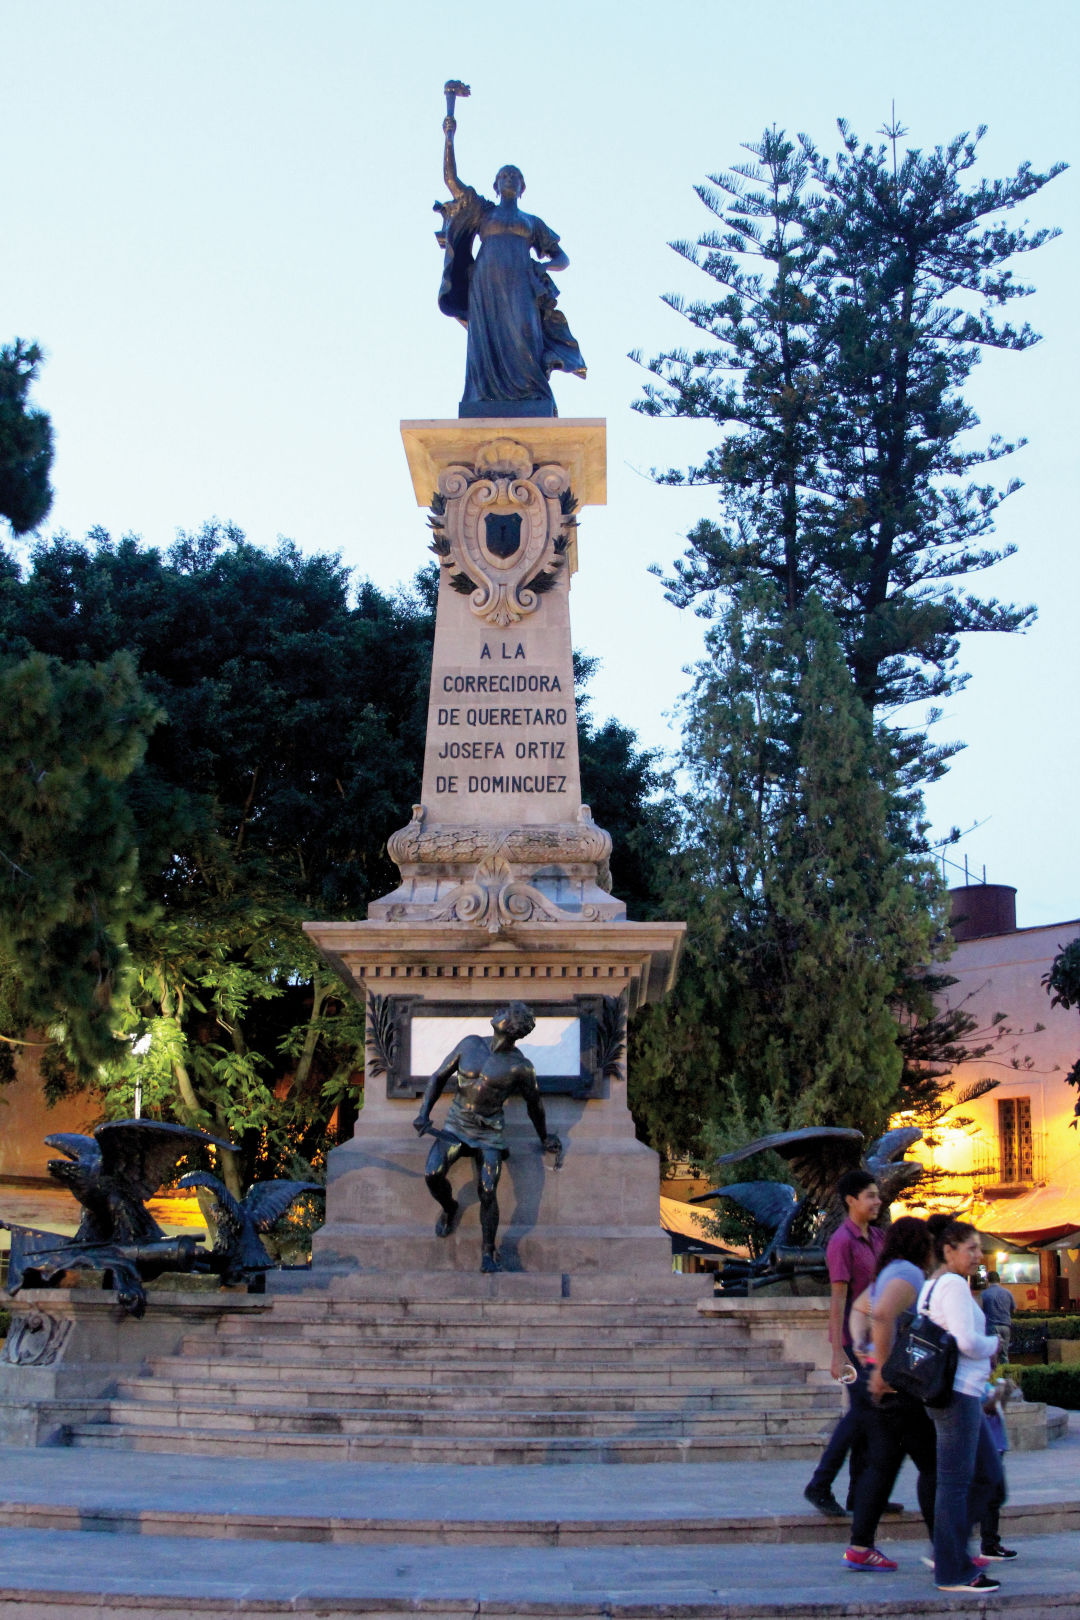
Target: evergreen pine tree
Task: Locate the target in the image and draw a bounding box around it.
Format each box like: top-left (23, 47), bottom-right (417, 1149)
top-left (636, 123), bottom-right (1064, 773)
top-left (0, 340), bottom-right (53, 535)
top-left (630, 590), bottom-right (941, 1159)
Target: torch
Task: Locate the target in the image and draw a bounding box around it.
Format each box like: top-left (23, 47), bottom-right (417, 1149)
top-left (444, 79), bottom-right (470, 121)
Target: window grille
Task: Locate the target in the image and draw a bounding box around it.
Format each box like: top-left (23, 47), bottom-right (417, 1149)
top-left (998, 1096), bottom-right (1034, 1183)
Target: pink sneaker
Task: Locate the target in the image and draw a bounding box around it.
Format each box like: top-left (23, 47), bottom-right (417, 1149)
top-left (921, 1554), bottom-right (993, 1575)
top-left (844, 1546), bottom-right (898, 1572)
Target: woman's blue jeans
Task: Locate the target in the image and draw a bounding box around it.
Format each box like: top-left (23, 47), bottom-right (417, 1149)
top-left (929, 1393), bottom-right (1005, 1584)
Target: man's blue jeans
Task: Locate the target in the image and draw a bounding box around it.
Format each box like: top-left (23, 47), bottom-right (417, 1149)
top-left (928, 1393), bottom-right (1005, 1585)
top-left (807, 1357), bottom-right (869, 1502)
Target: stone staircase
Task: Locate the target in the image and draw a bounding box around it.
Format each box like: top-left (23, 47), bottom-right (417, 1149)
top-left (58, 1289), bottom-right (840, 1463)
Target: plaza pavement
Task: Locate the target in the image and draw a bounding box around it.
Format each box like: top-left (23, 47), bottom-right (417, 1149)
top-left (0, 1419), bottom-right (1076, 1615)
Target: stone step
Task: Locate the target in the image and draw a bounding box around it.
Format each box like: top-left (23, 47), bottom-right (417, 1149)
top-left (145, 1354), bottom-right (816, 1391)
top-left (204, 1322), bottom-right (753, 1348)
top-left (62, 1422), bottom-right (826, 1464)
top-left (90, 1394), bottom-right (835, 1439)
top-left (262, 1287), bottom-right (710, 1302)
top-left (109, 1382), bottom-right (837, 1422)
top-left (4, 1523), bottom-right (1078, 1619)
top-left (3, 1488), bottom-right (1071, 1550)
top-left (238, 1301), bottom-right (734, 1325)
top-left (175, 1336), bottom-right (782, 1368)
top-left (142, 1356), bottom-right (818, 1392)
top-left (6, 1434), bottom-right (1076, 1549)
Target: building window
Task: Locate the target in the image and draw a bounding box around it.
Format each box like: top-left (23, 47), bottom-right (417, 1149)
top-left (998, 1096), bottom-right (1033, 1183)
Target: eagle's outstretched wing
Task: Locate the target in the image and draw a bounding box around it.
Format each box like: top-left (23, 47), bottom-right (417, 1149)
top-left (95, 1120), bottom-right (234, 1203)
top-left (244, 1180), bottom-right (323, 1232)
top-left (715, 1127), bottom-right (864, 1210)
top-left (177, 1170), bottom-right (244, 1253)
top-left (691, 1180), bottom-right (798, 1235)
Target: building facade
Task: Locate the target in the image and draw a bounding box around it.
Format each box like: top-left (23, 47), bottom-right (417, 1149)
top-left (900, 885), bottom-right (1080, 1308)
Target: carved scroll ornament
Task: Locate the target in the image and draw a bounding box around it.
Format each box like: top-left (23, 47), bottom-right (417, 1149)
top-left (385, 854), bottom-right (601, 935)
top-left (428, 440), bottom-right (577, 627)
top-left (1, 1309), bottom-right (73, 1367)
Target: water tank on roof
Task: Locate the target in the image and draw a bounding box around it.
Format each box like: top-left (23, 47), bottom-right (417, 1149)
top-left (948, 884), bottom-right (1017, 941)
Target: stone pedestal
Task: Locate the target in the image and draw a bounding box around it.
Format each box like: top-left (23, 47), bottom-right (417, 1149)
top-left (0, 1287), bottom-right (268, 1444)
top-left (302, 419), bottom-right (686, 1290)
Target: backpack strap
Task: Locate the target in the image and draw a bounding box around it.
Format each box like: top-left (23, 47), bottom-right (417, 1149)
top-left (922, 1274), bottom-right (949, 1316)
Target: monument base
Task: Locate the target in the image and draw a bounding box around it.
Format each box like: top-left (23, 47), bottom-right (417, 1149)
top-left (304, 918), bottom-right (685, 1287)
top-left (310, 1084), bottom-right (674, 1284)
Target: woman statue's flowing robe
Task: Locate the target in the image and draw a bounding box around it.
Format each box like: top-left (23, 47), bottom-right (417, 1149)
top-left (436, 186), bottom-right (586, 418)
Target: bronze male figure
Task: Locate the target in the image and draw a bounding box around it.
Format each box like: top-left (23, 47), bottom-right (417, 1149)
top-left (413, 1002), bottom-right (561, 1272)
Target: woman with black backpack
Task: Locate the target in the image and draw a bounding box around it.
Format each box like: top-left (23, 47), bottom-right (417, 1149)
top-left (917, 1220), bottom-right (1005, 1594)
top-left (844, 1216), bottom-right (937, 1572)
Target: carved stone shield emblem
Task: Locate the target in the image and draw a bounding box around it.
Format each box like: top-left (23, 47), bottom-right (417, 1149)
top-left (432, 446), bottom-right (573, 626)
top-left (485, 512), bottom-right (522, 560)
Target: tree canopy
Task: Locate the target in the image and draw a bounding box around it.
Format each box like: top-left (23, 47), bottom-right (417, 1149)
top-left (0, 525), bottom-right (671, 1183)
top-left (635, 123), bottom-right (1064, 773)
top-left (0, 340), bottom-right (53, 536)
top-left (625, 120), bottom-right (1062, 1167)
top-left (629, 589), bottom-right (943, 1161)
top-left (0, 651), bottom-right (159, 1072)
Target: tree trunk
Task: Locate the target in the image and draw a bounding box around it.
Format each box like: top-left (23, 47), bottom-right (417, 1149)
top-left (289, 978), bottom-right (332, 1098)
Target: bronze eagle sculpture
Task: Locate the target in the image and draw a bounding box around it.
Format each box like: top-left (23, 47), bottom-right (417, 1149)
top-left (44, 1119), bottom-right (234, 1246)
top-left (691, 1125), bottom-right (925, 1291)
top-left (2, 1119), bottom-right (234, 1314)
top-left (177, 1172), bottom-right (324, 1286)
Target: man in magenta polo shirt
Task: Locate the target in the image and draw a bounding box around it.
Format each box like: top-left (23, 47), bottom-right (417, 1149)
top-left (804, 1168), bottom-right (885, 1518)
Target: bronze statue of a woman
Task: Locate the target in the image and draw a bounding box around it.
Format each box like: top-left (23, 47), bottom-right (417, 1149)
top-left (435, 83), bottom-right (586, 418)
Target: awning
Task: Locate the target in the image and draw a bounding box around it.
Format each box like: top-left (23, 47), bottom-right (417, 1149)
top-left (1036, 1228), bottom-right (1080, 1252)
top-left (973, 1229), bottom-right (1033, 1255)
top-left (972, 1184), bottom-right (1080, 1246)
top-left (658, 1196), bottom-right (749, 1257)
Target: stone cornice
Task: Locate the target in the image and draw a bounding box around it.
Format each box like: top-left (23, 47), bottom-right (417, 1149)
top-left (401, 418), bottom-right (607, 510)
top-left (302, 918), bottom-right (685, 1012)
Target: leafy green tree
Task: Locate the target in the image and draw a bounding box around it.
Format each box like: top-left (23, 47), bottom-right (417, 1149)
top-left (636, 123), bottom-right (1064, 770)
top-left (0, 650), bottom-right (160, 1071)
top-left (1, 525), bottom-right (438, 1185)
top-left (0, 341), bottom-right (53, 535)
top-left (629, 589), bottom-right (942, 1161)
top-left (1, 526), bottom-right (673, 1185)
top-left (3, 524), bottom-right (436, 916)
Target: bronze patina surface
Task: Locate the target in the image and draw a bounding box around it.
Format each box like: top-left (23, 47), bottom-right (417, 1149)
top-left (413, 1001), bottom-right (561, 1271)
top-left (435, 83), bottom-right (585, 419)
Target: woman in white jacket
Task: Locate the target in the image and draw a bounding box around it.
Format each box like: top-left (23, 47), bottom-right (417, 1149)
top-left (918, 1220), bottom-right (1004, 1593)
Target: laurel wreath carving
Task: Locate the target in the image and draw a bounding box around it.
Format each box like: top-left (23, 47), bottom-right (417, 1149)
top-left (595, 990), bottom-right (628, 1080)
top-left (365, 992), bottom-right (397, 1079)
top-left (425, 475), bottom-right (578, 616)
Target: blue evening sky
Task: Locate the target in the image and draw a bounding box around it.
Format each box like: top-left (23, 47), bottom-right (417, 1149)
top-left (1, 0), bottom-right (1076, 924)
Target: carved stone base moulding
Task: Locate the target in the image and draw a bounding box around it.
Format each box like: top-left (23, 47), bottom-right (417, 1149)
top-left (301, 919), bottom-right (685, 1015)
top-left (371, 803), bottom-right (620, 930)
